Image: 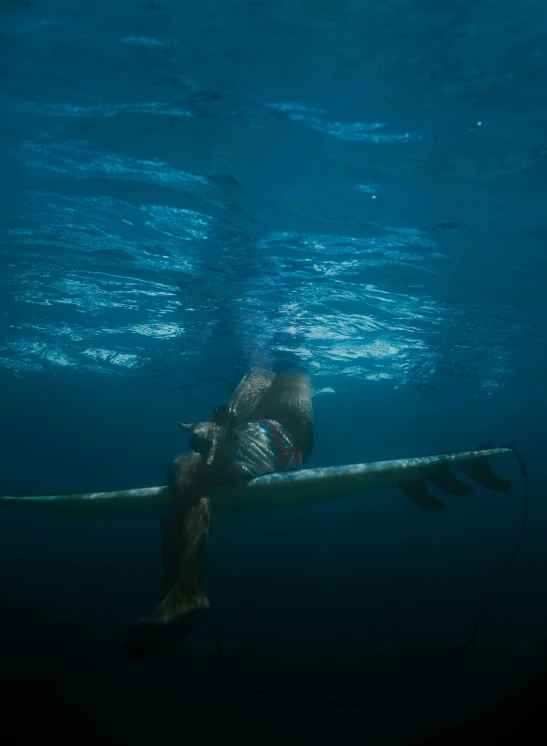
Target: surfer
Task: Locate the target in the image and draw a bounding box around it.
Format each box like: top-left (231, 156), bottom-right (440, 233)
top-left (134, 369), bottom-right (313, 640)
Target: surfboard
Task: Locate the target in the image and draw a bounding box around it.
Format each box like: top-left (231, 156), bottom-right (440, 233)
top-left (0, 446), bottom-right (512, 517)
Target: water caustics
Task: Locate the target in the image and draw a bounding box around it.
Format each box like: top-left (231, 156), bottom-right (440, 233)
top-left (0, 0), bottom-right (541, 396)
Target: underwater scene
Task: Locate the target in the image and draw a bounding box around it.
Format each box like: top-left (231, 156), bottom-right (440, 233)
top-left (1, 1), bottom-right (547, 744)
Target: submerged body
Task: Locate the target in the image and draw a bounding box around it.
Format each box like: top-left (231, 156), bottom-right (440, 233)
top-left (149, 369), bottom-right (314, 628)
top-left (0, 368), bottom-right (514, 658)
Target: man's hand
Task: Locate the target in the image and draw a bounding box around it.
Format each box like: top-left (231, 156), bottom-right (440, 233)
top-left (178, 419), bottom-right (229, 465)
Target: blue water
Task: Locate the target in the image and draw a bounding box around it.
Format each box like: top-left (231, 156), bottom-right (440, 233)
top-left (1, 0), bottom-right (547, 743)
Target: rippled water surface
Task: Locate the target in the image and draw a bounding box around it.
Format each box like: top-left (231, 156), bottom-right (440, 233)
top-left (2, 0), bottom-right (545, 395)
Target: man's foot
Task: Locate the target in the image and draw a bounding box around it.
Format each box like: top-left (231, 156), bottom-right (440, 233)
top-left (120, 590), bottom-right (209, 660)
top-left (148, 588), bottom-right (210, 626)
top-left (120, 614), bottom-right (193, 660)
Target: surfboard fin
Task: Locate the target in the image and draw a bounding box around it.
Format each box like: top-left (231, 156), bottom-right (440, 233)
top-left (422, 463), bottom-right (473, 496)
top-left (396, 452), bottom-right (511, 511)
top-left (400, 479), bottom-right (445, 511)
top-left (459, 458), bottom-right (511, 491)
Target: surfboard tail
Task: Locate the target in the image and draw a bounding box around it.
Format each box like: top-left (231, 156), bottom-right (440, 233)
top-left (214, 447), bottom-right (513, 513)
top-left (397, 451), bottom-right (511, 511)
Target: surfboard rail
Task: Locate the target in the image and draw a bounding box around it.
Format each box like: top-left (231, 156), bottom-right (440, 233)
top-left (0, 447), bottom-right (512, 517)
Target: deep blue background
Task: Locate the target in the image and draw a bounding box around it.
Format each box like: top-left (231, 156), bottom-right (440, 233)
top-left (1, 1), bottom-right (547, 743)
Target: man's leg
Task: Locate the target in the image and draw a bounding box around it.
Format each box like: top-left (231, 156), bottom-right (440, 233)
top-left (151, 494), bottom-right (211, 625)
top-left (143, 369), bottom-right (279, 626)
top-left (120, 490), bottom-right (211, 657)
top-left (228, 368), bottom-right (276, 421)
top-left (252, 373), bottom-right (314, 460)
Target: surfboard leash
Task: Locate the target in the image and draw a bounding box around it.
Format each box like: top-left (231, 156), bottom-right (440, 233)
top-left (208, 445), bottom-right (529, 708)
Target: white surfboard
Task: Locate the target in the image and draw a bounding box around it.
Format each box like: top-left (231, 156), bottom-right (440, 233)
top-left (0, 447), bottom-right (512, 517)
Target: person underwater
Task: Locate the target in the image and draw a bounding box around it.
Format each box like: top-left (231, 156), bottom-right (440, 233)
top-left (138, 369), bottom-right (313, 637)
top-left (0, 367), bottom-right (514, 659)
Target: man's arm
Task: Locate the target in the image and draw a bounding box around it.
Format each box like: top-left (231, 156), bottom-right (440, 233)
top-left (228, 368), bottom-right (276, 422)
top-left (177, 369), bottom-right (276, 465)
